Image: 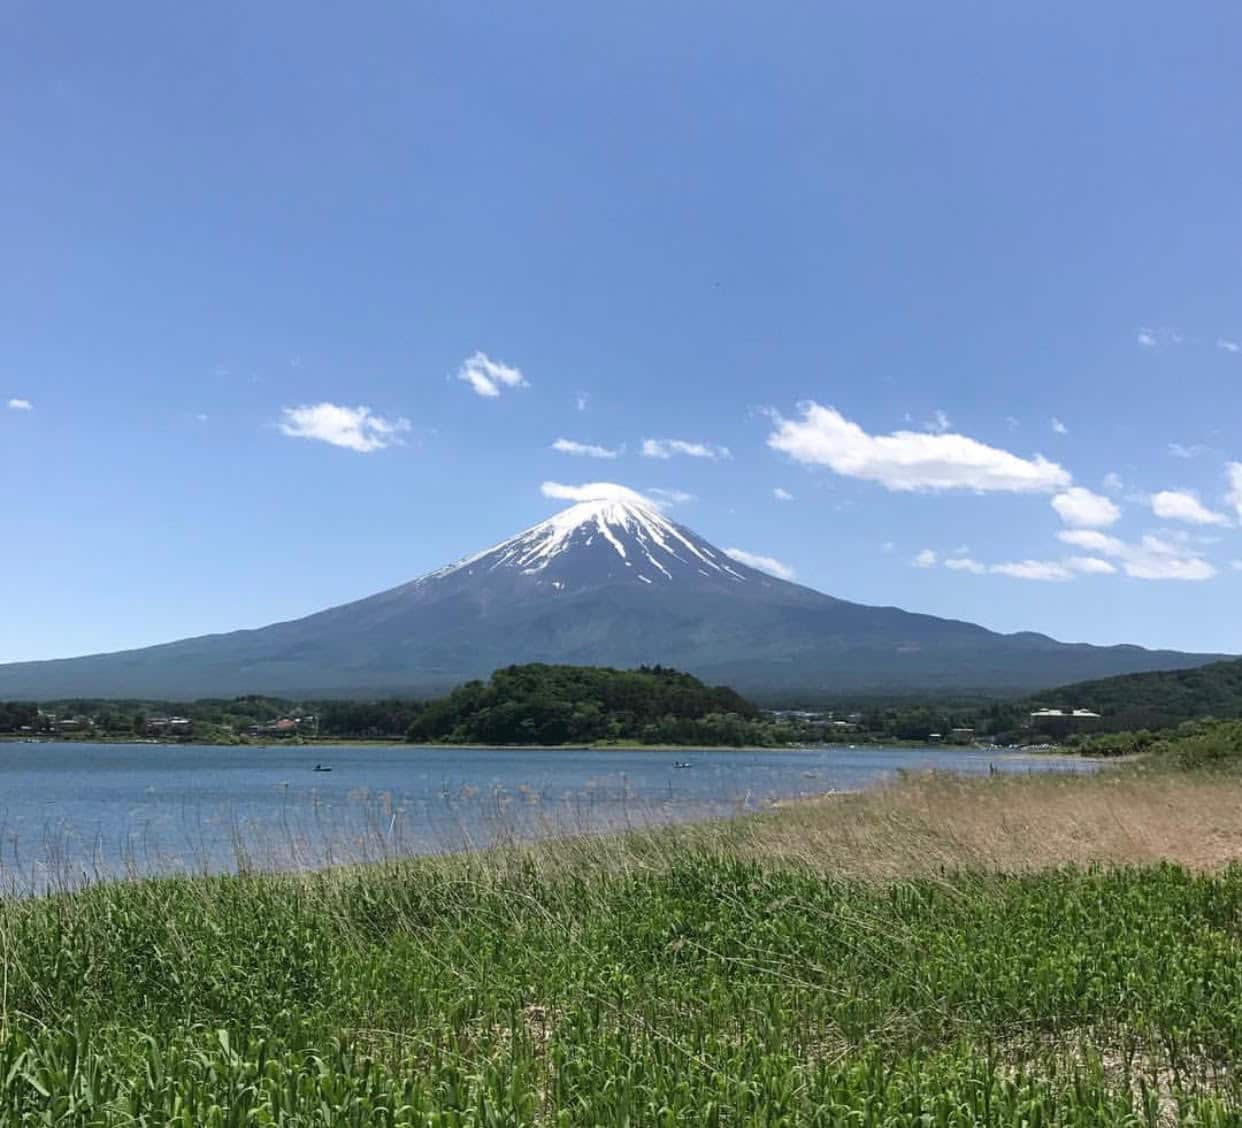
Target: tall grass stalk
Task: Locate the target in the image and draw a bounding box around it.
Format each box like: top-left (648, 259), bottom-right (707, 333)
top-left (1, 769), bottom-right (1240, 1123)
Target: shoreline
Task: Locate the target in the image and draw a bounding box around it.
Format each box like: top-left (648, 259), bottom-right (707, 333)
top-left (0, 734), bottom-right (1077, 755)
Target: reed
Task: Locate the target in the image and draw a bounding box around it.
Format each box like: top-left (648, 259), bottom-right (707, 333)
top-left (1, 767), bottom-right (1240, 1123)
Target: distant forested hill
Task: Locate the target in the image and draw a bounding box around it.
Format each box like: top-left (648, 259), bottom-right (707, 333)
top-left (1015, 658), bottom-right (1242, 732)
top-left (406, 663), bottom-right (769, 746)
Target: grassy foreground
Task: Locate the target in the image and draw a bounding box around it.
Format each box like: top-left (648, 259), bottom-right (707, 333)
top-left (2, 765), bottom-right (1242, 1123)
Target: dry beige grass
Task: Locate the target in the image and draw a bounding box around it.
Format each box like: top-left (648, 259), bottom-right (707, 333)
top-left (495, 766), bottom-right (1242, 883)
top-left (722, 768), bottom-right (1242, 877)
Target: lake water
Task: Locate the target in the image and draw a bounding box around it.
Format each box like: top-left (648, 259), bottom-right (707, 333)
top-left (0, 742), bottom-right (1095, 889)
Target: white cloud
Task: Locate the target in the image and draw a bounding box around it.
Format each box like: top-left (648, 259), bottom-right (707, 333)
top-left (1150, 489), bottom-right (1230, 527)
top-left (881, 541), bottom-right (895, 553)
top-left (7, 398), bottom-right (32, 411)
top-left (1050, 417), bottom-right (1068, 435)
top-left (944, 556), bottom-right (985, 575)
top-left (990, 560), bottom-right (1074, 582)
top-left (1232, 560), bottom-right (1242, 572)
top-left (277, 403), bottom-right (410, 453)
top-left (646, 487), bottom-right (695, 507)
top-left (924, 409), bottom-right (952, 434)
top-left (1051, 487), bottom-right (1121, 528)
top-left (1057, 528), bottom-right (1216, 581)
top-left (1227, 463), bottom-right (1242, 522)
top-left (1125, 546), bottom-right (1216, 581)
top-left (1067, 556), bottom-right (1117, 575)
top-left (641, 438), bottom-right (731, 461)
top-left (195, 412), bottom-right (208, 422)
top-left (576, 392), bottom-right (589, 412)
top-left (1057, 529), bottom-right (1126, 556)
top-left (773, 487), bottom-right (794, 501)
top-left (941, 551), bottom-right (1116, 581)
top-left (1218, 338), bottom-right (1240, 353)
top-left (766, 403), bottom-right (1071, 494)
top-left (1137, 327), bottom-right (1157, 348)
top-left (723, 547), bottom-right (795, 581)
top-left (455, 351), bottom-right (527, 398)
top-left (1102, 472), bottom-right (1124, 493)
top-left (540, 481), bottom-right (651, 505)
top-left (551, 438), bottom-right (620, 459)
top-left (1168, 442), bottom-right (1205, 459)
top-left (912, 549), bottom-right (938, 568)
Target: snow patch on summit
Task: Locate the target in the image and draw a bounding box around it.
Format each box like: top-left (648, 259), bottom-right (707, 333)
top-left (422, 496), bottom-right (753, 588)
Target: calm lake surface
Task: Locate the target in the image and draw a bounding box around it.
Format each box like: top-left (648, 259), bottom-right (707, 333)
top-left (0, 742), bottom-right (1094, 889)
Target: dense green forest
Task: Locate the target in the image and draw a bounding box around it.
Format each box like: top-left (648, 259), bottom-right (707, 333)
top-left (406, 663), bottom-right (778, 746)
top-left (914, 657), bottom-right (1242, 743)
top-left (1019, 657), bottom-right (1242, 731)
top-left (797, 658), bottom-right (1242, 743)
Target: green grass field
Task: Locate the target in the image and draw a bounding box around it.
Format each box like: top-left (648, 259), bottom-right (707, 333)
top-left (3, 727), bottom-right (1242, 1124)
top-left (2, 842), bottom-right (1240, 1123)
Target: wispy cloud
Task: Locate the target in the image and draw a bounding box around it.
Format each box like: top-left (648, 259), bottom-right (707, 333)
top-left (646, 487), bottom-right (695, 507)
top-left (1050, 487), bottom-right (1121, 528)
top-left (575, 392), bottom-right (589, 412)
top-left (944, 556), bottom-right (985, 575)
top-left (641, 438), bottom-right (731, 461)
top-left (7, 398), bottom-right (32, 411)
top-left (1050, 417), bottom-right (1068, 435)
top-left (773, 487), bottom-right (794, 501)
top-left (767, 403), bottom-right (1070, 493)
top-left (455, 351), bottom-right (527, 398)
top-left (277, 403), bottom-right (410, 453)
top-left (1227, 463), bottom-right (1242, 522)
top-left (540, 481), bottom-right (650, 505)
top-left (1067, 556), bottom-right (1117, 575)
top-left (924, 409), bottom-right (952, 434)
top-left (1168, 442), bottom-right (1206, 459)
top-left (1217, 338), bottom-right (1240, 353)
top-left (1137, 327), bottom-right (1157, 348)
top-left (1102, 472), bottom-right (1124, 493)
top-left (1150, 489), bottom-right (1230, 527)
top-left (551, 438), bottom-right (620, 459)
top-left (723, 547), bottom-right (795, 581)
top-left (990, 559), bottom-right (1074, 582)
top-left (1057, 529), bottom-right (1216, 581)
top-left (941, 551), bottom-right (1118, 581)
top-left (912, 549), bottom-right (938, 568)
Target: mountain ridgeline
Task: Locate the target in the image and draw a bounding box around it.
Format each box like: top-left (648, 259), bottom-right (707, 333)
top-left (406, 663), bottom-right (770, 746)
top-left (0, 492), bottom-right (1227, 699)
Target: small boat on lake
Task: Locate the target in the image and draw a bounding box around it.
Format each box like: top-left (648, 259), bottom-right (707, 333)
top-left (313, 763), bottom-right (332, 772)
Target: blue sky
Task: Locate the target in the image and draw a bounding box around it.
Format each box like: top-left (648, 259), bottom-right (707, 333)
top-left (4, 3), bottom-right (1242, 663)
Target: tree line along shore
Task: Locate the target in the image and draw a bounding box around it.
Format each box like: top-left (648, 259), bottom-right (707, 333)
top-left (6, 655), bottom-right (1242, 749)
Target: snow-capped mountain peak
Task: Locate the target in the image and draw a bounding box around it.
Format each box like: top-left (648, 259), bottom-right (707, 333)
top-left (424, 492), bottom-right (752, 591)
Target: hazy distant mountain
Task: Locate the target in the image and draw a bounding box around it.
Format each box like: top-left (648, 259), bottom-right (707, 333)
top-left (0, 493), bottom-right (1225, 699)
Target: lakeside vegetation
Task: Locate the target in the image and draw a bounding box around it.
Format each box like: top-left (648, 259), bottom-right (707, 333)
top-left (2, 721), bottom-right (1242, 1121)
top-left (405, 663), bottom-right (780, 747)
top-left (0, 666), bottom-right (811, 748)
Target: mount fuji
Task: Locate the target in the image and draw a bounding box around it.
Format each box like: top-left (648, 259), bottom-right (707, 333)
top-left (0, 486), bottom-right (1223, 699)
